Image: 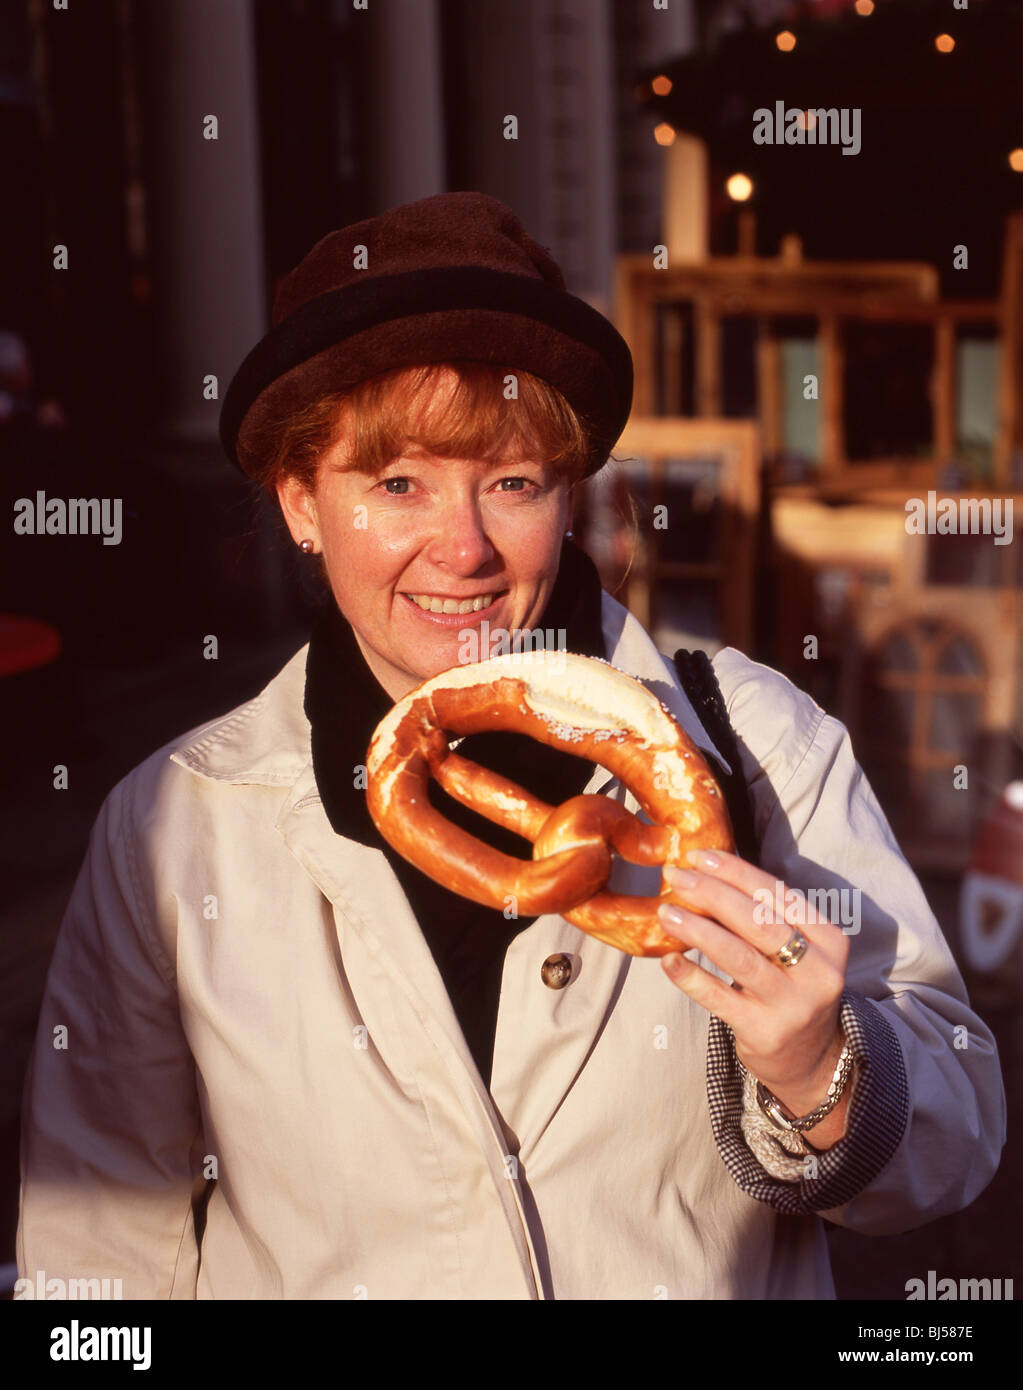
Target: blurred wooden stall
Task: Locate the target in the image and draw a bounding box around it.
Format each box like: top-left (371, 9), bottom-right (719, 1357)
top-left (601, 212), bottom-right (1023, 873)
top-left (577, 417), bottom-right (759, 656)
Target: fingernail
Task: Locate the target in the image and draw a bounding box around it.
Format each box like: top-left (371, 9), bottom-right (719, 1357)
top-left (687, 849), bottom-right (721, 870)
top-left (658, 903), bottom-right (687, 930)
top-left (663, 952), bottom-right (684, 973)
top-left (665, 866), bottom-right (699, 889)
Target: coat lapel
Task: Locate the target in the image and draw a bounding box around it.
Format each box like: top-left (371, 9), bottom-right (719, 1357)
top-left (489, 597), bottom-right (731, 1159)
top-left (274, 762), bottom-right (547, 1296)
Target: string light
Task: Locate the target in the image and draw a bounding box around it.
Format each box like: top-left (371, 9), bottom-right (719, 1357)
top-left (651, 75), bottom-right (672, 97)
top-left (1009, 149), bottom-right (1023, 173)
top-left (654, 123), bottom-right (676, 147)
top-left (727, 173), bottom-right (754, 202)
top-left (854, 0), bottom-right (874, 14)
top-left (935, 34), bottom-right (955, 54)
top-left (776, 31), bottom-right (797, 53)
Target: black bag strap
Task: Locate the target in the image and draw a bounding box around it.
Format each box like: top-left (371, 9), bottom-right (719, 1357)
top-left (672, 648), bottom-right (760, 865)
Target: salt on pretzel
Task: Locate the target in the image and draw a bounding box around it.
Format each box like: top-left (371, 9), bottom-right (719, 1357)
top-left (365, 650), bottom-right (735, 956)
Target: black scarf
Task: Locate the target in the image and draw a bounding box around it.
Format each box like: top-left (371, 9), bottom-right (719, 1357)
top-left (303, 540), bottom-right (607, 1087)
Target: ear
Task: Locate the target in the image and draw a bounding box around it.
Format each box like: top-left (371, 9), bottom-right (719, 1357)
top-left (276, 473), bottom-right (321, 552)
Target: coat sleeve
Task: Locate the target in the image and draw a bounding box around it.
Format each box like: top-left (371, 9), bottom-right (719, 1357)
top-left (703, 648), bottom-right (1006, 1232)
top-left (16, 760), bottom-right (203, 1298)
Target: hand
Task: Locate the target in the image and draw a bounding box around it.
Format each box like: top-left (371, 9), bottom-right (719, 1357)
top-left (658, 849), bottom-right (851, 1150)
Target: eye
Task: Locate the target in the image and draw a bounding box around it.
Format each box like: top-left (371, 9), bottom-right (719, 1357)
top-left (497, 477), bottom-right (531, 492)
top-left (381, 477), bottom-right (411, 495)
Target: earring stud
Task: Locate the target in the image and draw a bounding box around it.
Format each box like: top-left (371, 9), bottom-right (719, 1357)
top-left (299, 539), bottom-right (314, 554)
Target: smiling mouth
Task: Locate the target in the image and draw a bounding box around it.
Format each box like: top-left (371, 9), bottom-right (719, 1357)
top-left (403, 592), bottom-right (500, 615)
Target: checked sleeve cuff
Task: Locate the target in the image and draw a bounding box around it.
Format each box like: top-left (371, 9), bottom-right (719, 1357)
top-left (706, 988), bottom-right (910, 1213)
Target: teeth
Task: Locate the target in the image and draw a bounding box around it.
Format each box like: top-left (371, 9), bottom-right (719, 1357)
top-left (408, 593), bottom-right (494, 614)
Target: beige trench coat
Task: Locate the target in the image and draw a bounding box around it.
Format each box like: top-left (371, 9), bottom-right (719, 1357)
top-left (17, 593), bottom-right (1005, 1299)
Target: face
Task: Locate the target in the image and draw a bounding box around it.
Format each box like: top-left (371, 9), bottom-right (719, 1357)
top-left (277, 410), bottom-right (573, 702)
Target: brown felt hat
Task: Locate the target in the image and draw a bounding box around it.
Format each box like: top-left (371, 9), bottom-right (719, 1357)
top-left (220, 191), bottom-right (633, 479)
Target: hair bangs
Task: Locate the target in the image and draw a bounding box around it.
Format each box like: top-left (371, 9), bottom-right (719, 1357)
top-left (249, 362), bottom-right (592, 497)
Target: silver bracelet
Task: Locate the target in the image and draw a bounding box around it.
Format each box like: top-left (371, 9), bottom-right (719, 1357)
top-left (752, 1043), bottom-right (854, 1135)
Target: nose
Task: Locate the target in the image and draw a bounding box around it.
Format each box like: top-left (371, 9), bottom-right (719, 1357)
top-left (423, 494), bottom-right (495, 574)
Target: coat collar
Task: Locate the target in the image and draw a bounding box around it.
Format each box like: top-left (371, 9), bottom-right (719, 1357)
top-left (169, 596), bottom-right (732, 785)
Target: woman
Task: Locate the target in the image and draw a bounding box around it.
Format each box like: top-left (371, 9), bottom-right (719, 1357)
top-left (17, 192), bottom-right (1005, 1300)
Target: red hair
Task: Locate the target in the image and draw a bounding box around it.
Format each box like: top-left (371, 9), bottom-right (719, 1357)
top-left (248, 361), bottom-right (593, 496)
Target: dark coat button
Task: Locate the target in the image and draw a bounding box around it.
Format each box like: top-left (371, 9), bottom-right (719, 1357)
top-left (541, 953), bottom-right (573, 989)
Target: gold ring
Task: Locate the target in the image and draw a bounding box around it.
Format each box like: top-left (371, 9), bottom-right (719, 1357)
top-left (773, 927), bottom-right (808, 968)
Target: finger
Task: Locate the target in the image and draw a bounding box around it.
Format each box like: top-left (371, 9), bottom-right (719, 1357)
top-left (682, 850), bottom-right (846, 934)
top-left (669, 857), bottom-right (849, 966)
top-left (742, 881), bottom-right (850, 973)
top-left (660, 949), bottom-right (755, 1031)
top-left (665, 868), bottom-right (793, 957)
top-left (681, 848), bottom-right (793, 903)
top-left (663, 866), bottom-right (829, 974)
top-left (659, 902), bottom-right (788, 1003)
top-left (660, 882), bottom-right (847, 1005)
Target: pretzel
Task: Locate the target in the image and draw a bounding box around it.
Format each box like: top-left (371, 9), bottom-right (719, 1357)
top-left (365, 651), bottom-right (735, 955)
